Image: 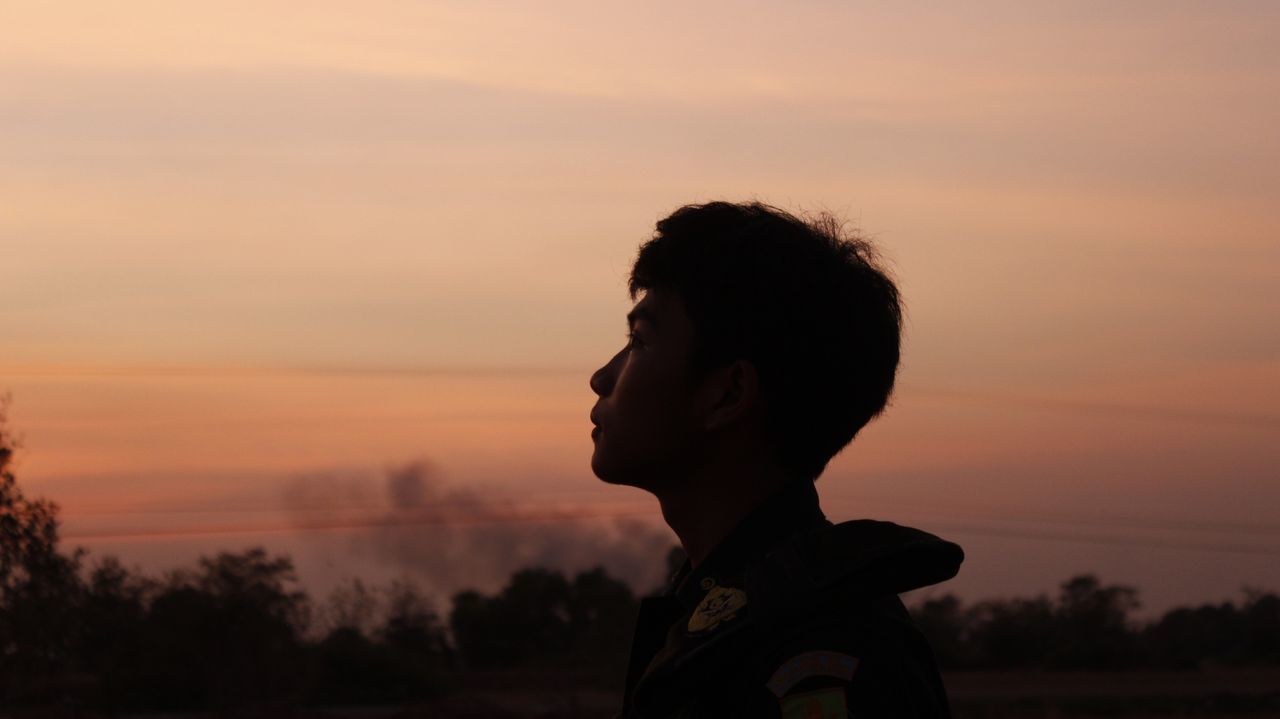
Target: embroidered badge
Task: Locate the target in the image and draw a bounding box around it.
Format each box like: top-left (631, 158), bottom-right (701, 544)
top-left (779, 687), bottom-right (847, 719)
top-left (766, 651), bottom-right (859, 697)
top-left (686, 584), bottom-right (747, 633)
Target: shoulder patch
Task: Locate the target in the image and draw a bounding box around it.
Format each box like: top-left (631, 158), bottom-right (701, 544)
top-left (766, 651), bottom-right (859, 697)
top-left (779, 687), bottom-right (848, 718)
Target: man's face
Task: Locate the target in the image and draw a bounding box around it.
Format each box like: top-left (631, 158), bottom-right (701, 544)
top-left (589, 287), bottom-right (704, 490)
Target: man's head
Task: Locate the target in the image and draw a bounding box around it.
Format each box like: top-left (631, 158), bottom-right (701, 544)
top-left (589, 201), bottom-right (901, 490)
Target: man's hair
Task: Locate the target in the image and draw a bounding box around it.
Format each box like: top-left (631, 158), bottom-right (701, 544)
top-left (629, 201), bottom-right (902, 482)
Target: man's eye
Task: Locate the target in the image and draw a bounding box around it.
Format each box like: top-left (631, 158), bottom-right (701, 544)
top-left (626, 331), bottom-right (643, 349)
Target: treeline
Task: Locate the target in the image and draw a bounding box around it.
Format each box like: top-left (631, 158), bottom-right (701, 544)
top-left (3, 544), bottom-right (451, 710)
top-left (914, 575), bottom-right (1280, 671)
top-left (2, 500), bottom-right (637, 710)
top-left (2, 535), bottom-right (640, 711)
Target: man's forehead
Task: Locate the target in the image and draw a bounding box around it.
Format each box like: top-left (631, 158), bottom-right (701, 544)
top-left (627, 289), bottom-right (673, 328)
top-left (627, 302), bottom-right (658, 328)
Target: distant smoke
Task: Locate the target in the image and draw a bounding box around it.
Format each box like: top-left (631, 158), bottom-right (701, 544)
top-left (282, 460), bottom-right (675, 598)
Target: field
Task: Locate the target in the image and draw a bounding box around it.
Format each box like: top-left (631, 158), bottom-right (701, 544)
top-left (312, 669), bottom-right (1280, 718)
top-left (3, 669), bottom-right (1277, 719)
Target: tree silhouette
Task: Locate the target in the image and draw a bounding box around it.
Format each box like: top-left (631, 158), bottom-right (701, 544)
top-left (309, 576), bottom-right (452, 704)
top-left (967, 594), bottom-right (1055, 668)
top-left (1240, 588), bottom-right (1280, 663)
top-left (1050, 574), bottom-right (1139, 668)
top-left (915, 575), bottom-right (1141, 670)
top-left (322, 576), bottom-right (380, 637)
top-left (1145, 600), bottom-right (1243, 668)
top-left (449, 565), bottom-right (639, 682)
top-left (0, 401), bottom-right (85, 703)
top-left (451, 567), bottom-right (573, 669)
top-left (910, 594), bottom-right (970, 668)
top-left (1143, 587), bottom-right (1280, 669)
top-left (130, 548), bottom-right (311, 710)
top-left (382, 577), bottom-right (450, 659)
top-left (75, 556), bottom-right (155, 706)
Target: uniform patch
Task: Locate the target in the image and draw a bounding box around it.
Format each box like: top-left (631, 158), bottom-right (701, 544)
top-left (766, 651), bottom-right (859, 697)
top-left (779, 687), bottom-right (848, 718)
top-left (686, 585), bottom-right (747, 633)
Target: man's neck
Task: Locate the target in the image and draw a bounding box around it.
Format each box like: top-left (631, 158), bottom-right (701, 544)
top-left (656, 463), bottom-right (793, 568)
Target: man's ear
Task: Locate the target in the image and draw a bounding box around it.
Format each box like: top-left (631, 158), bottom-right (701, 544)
top-left (698, 359), bottom-right (761, 432)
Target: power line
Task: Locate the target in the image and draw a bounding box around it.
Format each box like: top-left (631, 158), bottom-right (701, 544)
top-left (57, 492), bottom-right (1280, 541)
top-left (822, 492), bottom-right (1280, 537)
top-left (59, 504), bottom-right (655, 542)
top-left (922, 520), bottom-right (1280, 558)
top-left (906, 384), bottom-right (1280, 430)
top-left (57, 502), bottom-right (1280, 558)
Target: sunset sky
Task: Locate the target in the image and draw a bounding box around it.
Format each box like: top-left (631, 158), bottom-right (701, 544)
top-left (3, 1), bottom-right (1277, 614)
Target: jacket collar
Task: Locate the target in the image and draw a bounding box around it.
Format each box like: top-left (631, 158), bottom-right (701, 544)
top-left (668, 479), bottom-right (829, 610)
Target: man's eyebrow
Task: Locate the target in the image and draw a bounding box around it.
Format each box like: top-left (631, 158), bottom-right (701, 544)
top-left (626, 306), bottom-right (658, 330)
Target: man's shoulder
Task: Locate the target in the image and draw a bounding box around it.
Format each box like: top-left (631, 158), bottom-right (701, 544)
top-left (752, 591), bottom-right (932, 668)
top-left (734, 519), bottom-right (961, 717)
top-left (731, 594), bottom-right (949, 717)
top-left (676, 591), bottom-right (948, 718)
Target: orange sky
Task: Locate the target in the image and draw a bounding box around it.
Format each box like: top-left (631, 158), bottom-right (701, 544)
top-left (2, 1), bottom-right (1278, 613)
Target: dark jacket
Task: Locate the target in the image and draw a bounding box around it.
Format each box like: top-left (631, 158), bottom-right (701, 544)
top-left (619, 480), bottom-right (963, 718)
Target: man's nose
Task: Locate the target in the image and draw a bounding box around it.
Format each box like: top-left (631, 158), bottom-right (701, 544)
top-left (589, 354), bottom-right (618, 397)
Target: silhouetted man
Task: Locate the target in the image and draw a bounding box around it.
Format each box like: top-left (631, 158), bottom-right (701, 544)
top-left (589, 202), bottom-right (963, 718)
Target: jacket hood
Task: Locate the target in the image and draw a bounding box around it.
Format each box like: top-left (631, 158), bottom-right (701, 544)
top-left (744, 519), bottom-right (964, 619)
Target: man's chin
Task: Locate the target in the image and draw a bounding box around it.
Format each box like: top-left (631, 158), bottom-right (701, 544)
top-left (590, 462), bottom-right (630, 487)
top-left (590, 455), bottom-right (656, 491)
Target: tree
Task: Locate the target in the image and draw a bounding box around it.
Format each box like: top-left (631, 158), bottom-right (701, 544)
top-left (1143, 588), bottom-right (1280, 668)
top-left (1240, 587), bottom-right (1280, 664)
top-left (967, 595), bottom-right (1055, 668)
top-left (194, 547), bottom-right (310, 633)
top-left (379, 578), bottom-right (451, 697)
top-left (321, 577), bottom-right (380, 638)
top-left (1049, 574), bottom-right (1140, 669)
top-left (381, 578), bottom-right (449, 659)
top-left (566, 567), bottom-right (638, 686)
top-left (449, 564), bottom-right (638, 684)
top-left (1, 400), bottom-right (81, 604)
top-left (0, 399), bottom-right (86, 702)
top-left (75, 556), bottom-right (155, 707)
top-left (133, 548), bottom-right (311, 710)
top-left (451, 567), bottom-right (574, 669)
top-left (910, 594), bottom-right (970, 669)
top-left (1145, 601), bottom-right (1243, 669)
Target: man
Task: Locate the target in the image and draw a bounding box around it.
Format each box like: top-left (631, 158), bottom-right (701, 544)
top-left (589, 202), bottom-right (963, 718)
